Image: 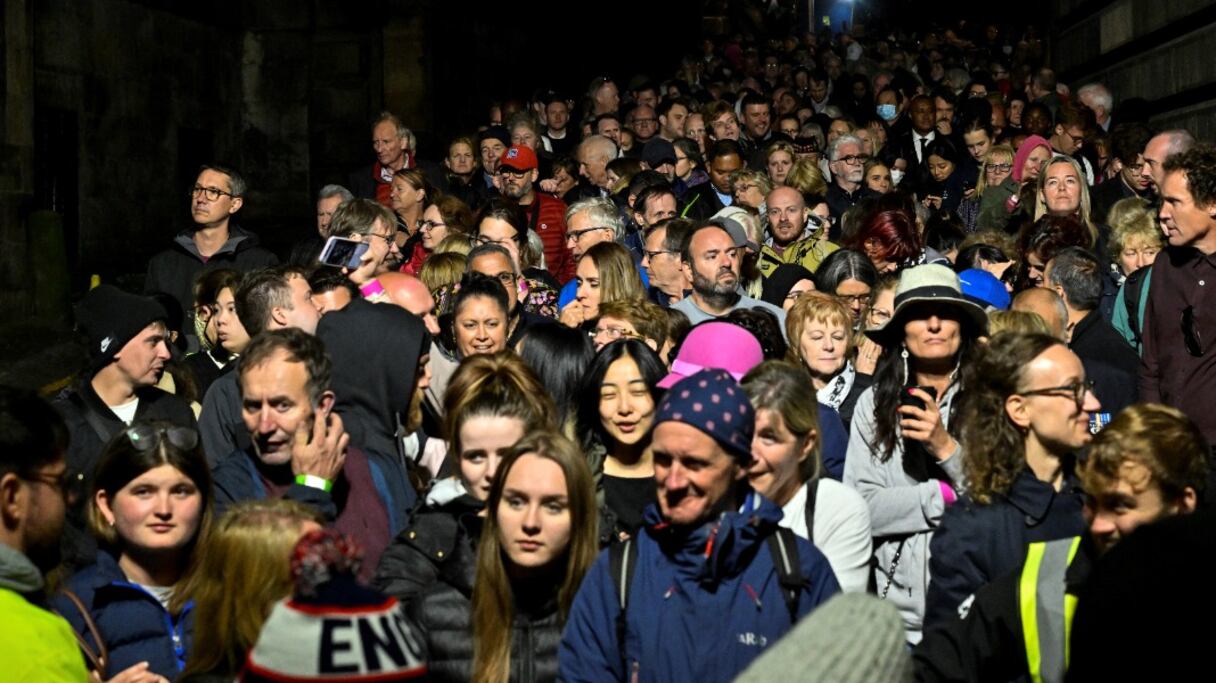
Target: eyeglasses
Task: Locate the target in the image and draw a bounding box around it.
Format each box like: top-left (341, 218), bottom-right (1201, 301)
top-left (1019, 379), bottom-right (1096, 410)
top-left (837, 293), bottom-right (872, 306)
top-left (868, 308), bottom-right (892, 325)
top-left (367, 230), bottom-right (396, 245)
top-left (125, 424), bottom-right (200, 452)
top-left (644, 249), bottom-right (676, 260)
top-left (567, 226), bottom-right (609, 242)
top-left (418, 219), bottom-right (447, 232)
top-left (484, 271), bottom-right (517, 286)
top-left (985, 163), bottom-right (1012, 173)
top-left (499, 168), bottom-right (531, 178)
top-left (590, 326), bottom-right (639, 342)
top-left (1183, 305), bottom-right (1205, 357)
top-left (836, 154), bottom-right (870, 165)
top-left (23, 468), bottom-right (84, 505)
top-left (190, 185), bottom-right (237, 201)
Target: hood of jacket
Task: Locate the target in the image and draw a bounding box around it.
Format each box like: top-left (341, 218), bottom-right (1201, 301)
top-left (316, 298), bottom-right (431, 459)
top-left (0, 543), bottom-right (44, 594)
top-left (642, 490), bottom-right (784, 586)
top-left (171, 223), bottom-right (264, 260)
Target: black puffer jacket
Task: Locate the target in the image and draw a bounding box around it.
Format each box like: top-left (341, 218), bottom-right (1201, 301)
top-left (373, 480), bottom-right (484, 606)
top-left (406, 528), bottom-right (564, 683)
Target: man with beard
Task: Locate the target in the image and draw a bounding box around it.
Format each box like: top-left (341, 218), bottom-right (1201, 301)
top-left (0, 388), bottom-right (91, 680)
top-left (758, 187), bottom-right (840, 278)
top-left (673, 223), bottom-right (786, 328)
top-left (825, 134), bottom-right (880, 230)
top-left (498, 144), bottom-right (574, 283)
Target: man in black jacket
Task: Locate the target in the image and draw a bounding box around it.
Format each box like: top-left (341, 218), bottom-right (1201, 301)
top-left (144, 163), bottom-right (279, 332)
top-left (53, 285), bottom-right (197, 570)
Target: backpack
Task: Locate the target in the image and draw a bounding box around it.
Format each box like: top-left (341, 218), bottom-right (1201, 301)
top-left (608, 524), bottom-right (808, 665)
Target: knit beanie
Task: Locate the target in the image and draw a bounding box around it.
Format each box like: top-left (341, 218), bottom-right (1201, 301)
top-left (1012, 135), bottom-right (1051, 183)
top-left (241, 530), bottom-right (427, 682)
top-left (655, 368), bottom-right (754, 462)
top-left (734, 593), bottom-right (913, 683)
top-left (75, 285), bottom-right (168, 373)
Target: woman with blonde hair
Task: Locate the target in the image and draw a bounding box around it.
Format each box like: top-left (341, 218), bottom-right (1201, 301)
top-left (765, 140), bottom-right (797, 186)
top-left (177, 499), bottom-right (323, 681)
top-left (1108, 196), bottom-right (1164, 350)
top-left (561, 242), bottom-right (645, 328)
top-left (408, 430), bottom-right (599, 683)
top-left (961, 144), bottom-right (1015, 233)
top-left (375, 352), bottom-right (555, 603)
top-left (784, 156), bottom-right (829, 197)
top-left (1033, 155), bottom-right (1099, 246)
top-left (786, 293), bottom-right (872, 433)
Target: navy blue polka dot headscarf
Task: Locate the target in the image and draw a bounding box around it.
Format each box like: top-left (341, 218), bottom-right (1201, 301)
top-left (656, 368), bottom-right (755, 462)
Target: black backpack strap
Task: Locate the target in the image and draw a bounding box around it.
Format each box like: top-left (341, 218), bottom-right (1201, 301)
top-left (609, 537), bottom-right (638, 671)
top-left (803, 479), bottom-right (820, 545)
top-left (69, 390), bottom-right (118, 445)
top-left (766, 527), bottom-right (805, 624)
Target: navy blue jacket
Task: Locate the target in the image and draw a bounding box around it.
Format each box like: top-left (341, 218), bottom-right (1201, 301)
top-left (50, 551), bottom-right (192, 679)
top-left (817, 403), bottom-right (848, 481)
top-left (923, 469), bottom-right (1086, 628)
top-left (558, 493), bottom-right (840, 683)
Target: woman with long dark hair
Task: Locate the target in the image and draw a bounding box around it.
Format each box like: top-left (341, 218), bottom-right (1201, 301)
top-left (52, 421), bottom-right (213, 681)
top-left (516, 323), bottom-right (595, 438)
top-left (842, 264), bottom-right (987, 644)
top-left (576, 339), bottom-right (667, 542)
top-left (408, 430), bottom-right (598, 683)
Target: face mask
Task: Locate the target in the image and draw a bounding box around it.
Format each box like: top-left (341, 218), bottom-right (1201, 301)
top-left (877, 104), bottom-right (898, 122)
top-left (891, 169), bottom-right (906, 186)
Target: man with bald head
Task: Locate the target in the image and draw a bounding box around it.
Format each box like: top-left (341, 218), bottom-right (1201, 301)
top-left (577, 135), bottom-right (618, 196)
top-left (758, 186), bottom-right (839, 279)
top-left (376, 272), bottom-right (440, 336)
top-left (1140, 130), bottom-right (1196, 193)
top-left (1012, 287), bottom-right (1070, 341)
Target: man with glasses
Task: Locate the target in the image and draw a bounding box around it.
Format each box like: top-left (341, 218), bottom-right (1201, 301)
top-left (0, 387), bottom-right (90, 680)
top-left (498, 144), bottom-right (574, 283)
top-left (145, 164), bottom-right (278, 331)
top-left (326, 198), bottom-right (401, 292)
top-left (1143, 145), bottom-right (1216, 459)
top-left (1048, 105), bottom-right (1095, 185)
top-left (1091, 123), bottom-right (1155, 223)
top-left (825, 134), bottom-right (880, 224)
top-left (557, 197), bottom-right (650, 310)
top-left (53, 286), bottom-right (197, 570)
top-left (467, 243), bottom-right (551, 345)
top-left (642, 218), bottom-right (693, 307)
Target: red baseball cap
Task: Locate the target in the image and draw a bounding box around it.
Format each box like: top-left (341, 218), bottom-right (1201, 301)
top-left (499, 144), bottom-right (538, 172)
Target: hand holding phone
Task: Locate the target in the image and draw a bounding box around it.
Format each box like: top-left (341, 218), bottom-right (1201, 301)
top-left (291, 412), bottom-right (349, 483)
top-left (318, 236), bottom-right (370, 270)
top-left (899, 385), bottom-right (956, 460)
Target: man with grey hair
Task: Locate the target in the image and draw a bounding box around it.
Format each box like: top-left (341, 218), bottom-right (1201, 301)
top-left (349, 111), bottom-right (416, 208)
top-left (556, 196), bottom-right (649, 310)
top-left (1140, 129), bottom-right (1196, 193)
top-left (577, 134), bottom-right (619, 196)
top-left (289, 184), bottom-right (355, 267)
top-left (825, 133), bottom-right (879, 230)
top-left (1043, 247), bottom-right (1139, 414)
top-left (1076, 83), bottom-right (1114, 132)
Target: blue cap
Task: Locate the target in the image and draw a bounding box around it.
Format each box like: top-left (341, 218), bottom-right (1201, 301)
top-left (655, 369), bottom-right (754, 462)
top-left (958, 268), bottom-right (1010, 310)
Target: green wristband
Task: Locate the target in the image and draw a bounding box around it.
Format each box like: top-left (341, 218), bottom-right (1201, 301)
top-left (295, 474), bottom-right (333, 492)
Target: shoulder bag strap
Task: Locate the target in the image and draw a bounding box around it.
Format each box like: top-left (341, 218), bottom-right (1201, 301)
top-left (59, 588), bottom-right (108, 677)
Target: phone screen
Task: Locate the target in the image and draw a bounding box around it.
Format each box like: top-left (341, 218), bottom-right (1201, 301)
top-left (319, 237), bottom-right (369, 269)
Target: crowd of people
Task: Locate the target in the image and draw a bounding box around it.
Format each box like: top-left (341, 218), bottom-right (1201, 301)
top-left (4, 17), bottom-right (1216, 683)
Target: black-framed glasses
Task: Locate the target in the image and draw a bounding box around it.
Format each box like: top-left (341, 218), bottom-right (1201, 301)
top-left (837, 293), bottom-right (872, 306)
top-left (499, 167), bottom-right (531, 178)
top-left (1019, 379), bottom-right (1096, 410)
top-left (484, 271), bottom-right (517, 286)
top-left (125, 424), bottom-right (200, 452)
top-left (190, 185), bottom-right (237, 201)
top-left (644, 249), bottom-right (676, 260)
top-left (567, 226), bottom-right (610, 242)
top-left (837, 154), bottom-right (870, 165)
top-left (985, 163), bottom-right (1012, 173)
top-left (1183, 305), bottom-right (1205, 357)
top-left (417, 219), bottom-right (447, 232)
top-left (22, 468), bottom-right (84, 505)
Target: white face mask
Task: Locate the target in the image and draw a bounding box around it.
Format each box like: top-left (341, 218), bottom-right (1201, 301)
top-left (891, 168), bottom-right (906, 186)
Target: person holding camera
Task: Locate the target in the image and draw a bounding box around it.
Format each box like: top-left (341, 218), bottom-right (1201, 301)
top-left (922, 331), bottom-right (1094, 630)
top-left (843, 264), bottom-right (988, 644)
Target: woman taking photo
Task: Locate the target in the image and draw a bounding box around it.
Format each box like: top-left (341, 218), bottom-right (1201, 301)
top-left (740, 361), bottom-right (873, 593)
top-left (53, 421), bottom-right (213, 682)
top-left (842, 264), bottom-right (987, 644)
top-left (577, 339), bottom-right (667, 542)
top-left (921, 138), bottom-right (967, 214)
top-left (561, 242), bottom-right (646, 329)
top-left (785, 293), bottom-right (872, 432)
top-left (177, 499), bottom-right (322, 682)
top-left (375, 352), bottom-right (555, 604)
top-left (408, 430), bottom-right (598, 683)
top-left (962, 144), bottom-right (1015, 233)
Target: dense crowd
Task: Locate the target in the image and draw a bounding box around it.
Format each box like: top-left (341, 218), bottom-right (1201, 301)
top-left (4, 18), bottom-right (1216, 683)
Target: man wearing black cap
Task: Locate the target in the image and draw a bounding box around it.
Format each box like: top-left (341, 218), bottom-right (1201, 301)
top-left (561, 369), bottom-right (840, 682)
top-left (52, 285), bottom-right (197, 569)
top-left (642, 138), bottom-right (678, 182)
top-left (478, 126), bottom-right (510, 192)
top-left (499, 144), bottom-right (574, 284)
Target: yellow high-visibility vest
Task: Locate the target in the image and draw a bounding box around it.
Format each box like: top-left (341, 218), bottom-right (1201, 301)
top-left (1020, 536), bottom-right (1083, 683)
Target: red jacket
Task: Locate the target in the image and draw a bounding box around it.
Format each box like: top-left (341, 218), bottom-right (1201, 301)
top-left (525, 193), bottom-right (575, 284)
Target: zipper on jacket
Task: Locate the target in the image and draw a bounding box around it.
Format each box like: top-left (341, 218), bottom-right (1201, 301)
top-left (112, 581), bottom-right (191, 671)
top-left (521, 618), bottom-right (534, 683)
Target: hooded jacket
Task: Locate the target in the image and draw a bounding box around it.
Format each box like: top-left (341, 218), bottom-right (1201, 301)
top-left (559, 494), bottom-right (841, 683)
top-left (316, 298), bottom-right (430, 466)
top-left (50, 550), bottom-right (193, 679)
top-left (0, 543), bottom-right (89, 682)
top-left (143, 224), bottom-right (279, 321)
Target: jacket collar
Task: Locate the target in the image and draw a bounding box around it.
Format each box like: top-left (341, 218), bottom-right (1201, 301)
top-left (642, 491), bottom-right (784, 585)
top-left (1002, 466), bottom-right (1081, 525)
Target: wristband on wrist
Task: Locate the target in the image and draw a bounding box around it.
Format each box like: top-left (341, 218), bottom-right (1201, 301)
top-left (938, 480), bottom-right (957, 506)
top-left (295, 474), bottom-right (333, 492)
top-left (359, 279), bottom-right (385, 299)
